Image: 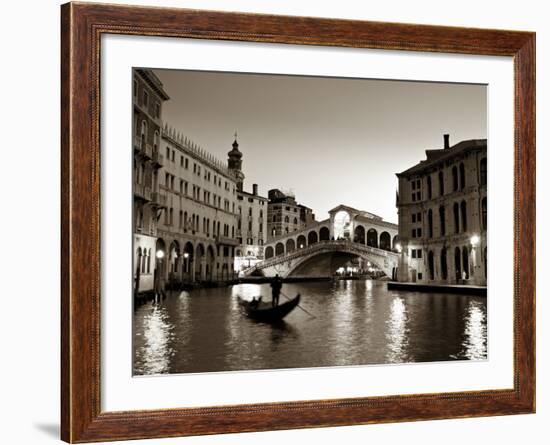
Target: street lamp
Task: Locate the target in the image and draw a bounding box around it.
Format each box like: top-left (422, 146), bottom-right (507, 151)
top-left (300, 244), bottom-right (304, 249)
top-left (395, 242), bottom-right (402, 253)
top-left (156, 250), bottom-right (165, 259)
top-left (470, 234), bottom-right (480, 247)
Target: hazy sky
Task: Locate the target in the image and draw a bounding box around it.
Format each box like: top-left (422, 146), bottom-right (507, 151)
top-left (153, 69), bottom-right (486, 223)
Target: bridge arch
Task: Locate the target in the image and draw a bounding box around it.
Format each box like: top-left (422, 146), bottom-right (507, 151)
top-left (366, 228), bottom-right (378, 248)
top-left (265, 246), bottom-right (274, 259)
top-left (308, 230), bottom-right (318, 245)
top-left (297, 235), bottom-right (307, 249)
top-left (319, 226), bottom-right (330, 241)
top-left (380, 231), bottom-right (391, 251)
top-left (275, 242), bottom-right (285, 256)
top-left (354, 225), bottom-right (365, 244)
top-left (286, 238), bottom-right (296, 253)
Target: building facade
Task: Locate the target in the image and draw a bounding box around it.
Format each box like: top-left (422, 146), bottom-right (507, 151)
top-left (155, 129), bottom-right (240, 288)
top-left (133, 69), bottom-right (170, 295)
top-left (267, 189), bottom-right (315, 240)
top-left (395, 135), bottom-right (487, 286)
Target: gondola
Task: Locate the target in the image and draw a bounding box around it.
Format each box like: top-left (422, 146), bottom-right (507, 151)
top-left (238, 294), bottom-right (301, 323)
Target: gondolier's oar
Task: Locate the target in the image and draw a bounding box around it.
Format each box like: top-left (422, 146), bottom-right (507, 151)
top-left (280, 290), bottom-right (316, 318)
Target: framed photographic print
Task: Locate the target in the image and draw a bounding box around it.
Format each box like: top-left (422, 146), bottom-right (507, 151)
top-left (61, 2), bottom-right (535, 442)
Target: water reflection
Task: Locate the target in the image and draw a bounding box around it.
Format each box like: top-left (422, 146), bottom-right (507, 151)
top-left (134, 304), bottom-right (175, 374)
top-left (460, 300), bottom-right (487, 360)
top-left (385, 297), bottom-right (410, 363)
top-left (133, 280), bottom-right (487, 375)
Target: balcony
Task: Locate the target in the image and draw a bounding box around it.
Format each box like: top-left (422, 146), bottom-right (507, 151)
top-left (151, 191), bottom-right (167, 208)
top-left (134, 136), bottom-right (153, 159)
top-left (215, 235), bottom-right (240, 247)
top-left (134, 184), bottom-right (151, 202)
top-left (151, 150), bottom-right (164, 168)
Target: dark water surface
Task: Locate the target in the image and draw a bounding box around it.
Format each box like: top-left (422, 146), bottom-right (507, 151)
top-left (133, 280), bottom-right (487, 375)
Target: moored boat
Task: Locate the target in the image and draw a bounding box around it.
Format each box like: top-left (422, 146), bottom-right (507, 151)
top-left (238, 294), bottom-right (301, 322)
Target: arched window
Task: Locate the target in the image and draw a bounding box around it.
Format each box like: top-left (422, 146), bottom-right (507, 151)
top-left (427, 175), bottom-right (432, 199)
top-left (460, 200), bottom-right (468, 232)
top-left (453, 202), bottom-right (460, 234)
top-left (452, 166), bottom-right (458, 191)
top-left (367, 229), bottom-right (378, 248)
top-left (153, 131), bottom-right (160, 151)
top-left (462, 246), bottom-right (470, 279)
top-left (284, 215), bottom-right (289, 223)
top-left (308, 231), bottom-right (318, 245)
top-left (286, 238), bottom-right (295, 253)
top-left (380, 232), bottom-right (391, 251)
top-left (459, 163), bottom-right (466, 190)
top-left (136, 247), bottom-right (142, 273)
top-left (293, 217), bottom-right (298, 225)
top-left (438, 171), bottom-right (444, 196)
top-left (439, 206), bottom-right (446, 236)
top-left (428, 251), bottom-right (435, 280)
top-left (259, 210), bottom-right (263, 218)
top-left (454, 247), bottom-right (462, 282)
top-left (140, 120), bottom-right (147, 148)
top-left (428, 209), bottom-right (433, 238)
top-left (480, 158), bottom-right (487, 186)
top-left (481, 197), bottom-right (487, 230)
top-left (440, 248), bottom-right (448, 280)
top-left (141, 249), bottom-right (147, 273)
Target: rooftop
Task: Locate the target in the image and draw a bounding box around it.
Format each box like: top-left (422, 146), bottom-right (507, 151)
top-left (397, 138), bottom-right (487, 178)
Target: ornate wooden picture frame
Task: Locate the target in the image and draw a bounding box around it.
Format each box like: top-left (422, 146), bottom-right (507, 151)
top-left (61, 2), bottom-right (535, 442)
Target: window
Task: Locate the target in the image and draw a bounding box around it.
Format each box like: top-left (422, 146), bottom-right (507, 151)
top-left (438, 171), bottom-right (444, 196)
top-left (460, 200), bottom-right (468, 232)
top-left (143, 90), bottom-right (149, 107)
top-left (453, 202), bottom-right (460, 234)
top-left (439, 206), bottom-right (446, 236)
top-left (412, 228), bottom-right (416, 238)
top-left (417, 250), bottom-right (422, 258)
top-left (417, 228), bottom-right (422, 237)
top-left (427, 175), bottom-right (432, 199)
top-left (480, 158), bottom-right (487, 186)
top-left (248, 207), bottom-right (252, 217)
top-left (412, 214), bottom-right (416, 223)
top-left (428, 209), bottom-right (433, 238)
top-left (140, 120), bottom-right (147, 149)
top-left (452, 166), bottom-right (458, 191)
top-left (459, 163), bottom-right (466, 189)
top-left (412, 250), bottom-right (417, 258)
top-left (417, 272), bottom-right (423, 280)
top-left (155, 102), bottom-right (160, 118)
top-left (133, 79), bottom-right (137, 97)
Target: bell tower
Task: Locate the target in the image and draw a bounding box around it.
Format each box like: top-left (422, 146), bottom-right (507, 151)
top-left (227, 133), bottom-right (245, 191)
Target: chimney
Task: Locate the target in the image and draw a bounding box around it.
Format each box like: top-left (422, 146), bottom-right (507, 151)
top-left (252, 184), bottom-right (258, 196)
top-left (443, 134), bottom-right (450, 150)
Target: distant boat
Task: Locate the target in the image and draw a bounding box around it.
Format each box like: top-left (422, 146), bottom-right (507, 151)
top-left (238, 294), bottom-right (301, 323)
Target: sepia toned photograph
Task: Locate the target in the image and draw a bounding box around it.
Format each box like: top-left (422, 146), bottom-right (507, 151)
top-left (132, 68), bottom-right (488, 376)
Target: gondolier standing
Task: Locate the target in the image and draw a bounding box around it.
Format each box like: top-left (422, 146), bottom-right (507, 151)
top-left (270, 274), bottom-right (283, 307)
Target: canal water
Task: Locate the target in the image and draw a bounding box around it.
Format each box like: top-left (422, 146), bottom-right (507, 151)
top-left (133, 280), bottom-right (487, 375)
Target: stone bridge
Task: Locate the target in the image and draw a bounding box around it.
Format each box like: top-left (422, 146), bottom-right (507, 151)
top-left (244, 240), bottom-right (399, 278)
